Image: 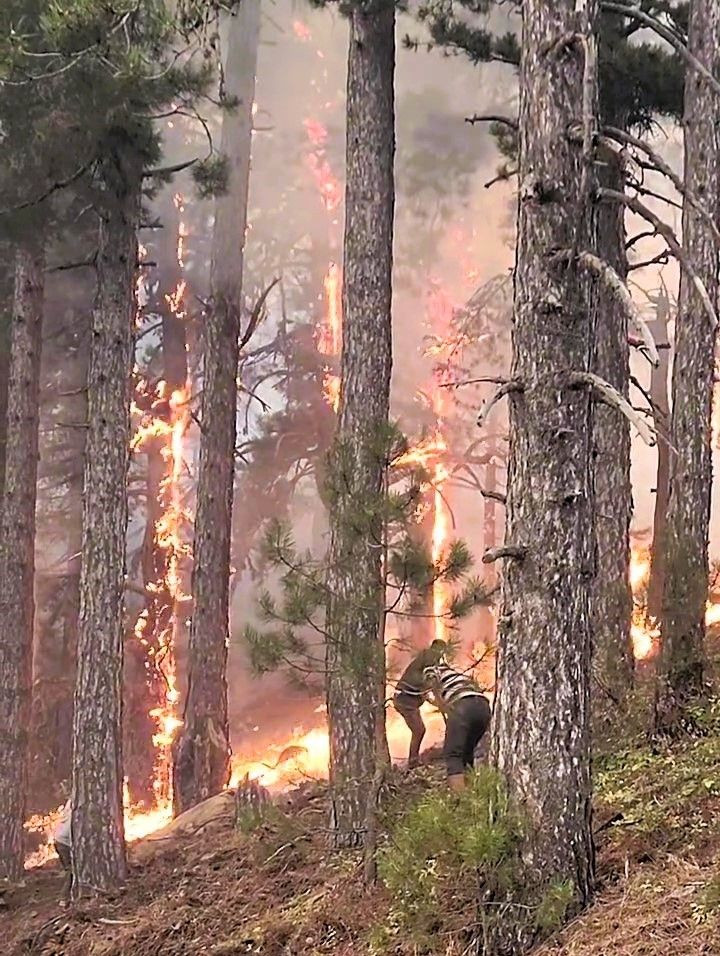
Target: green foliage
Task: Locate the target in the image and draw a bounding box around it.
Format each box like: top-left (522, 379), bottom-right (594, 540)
top-left (535, 879), bottom-right (575, 933)
top-left (692, 872), bottom-right (720, 925)
top-left (374, 768), bottom-right (523, 950)
top-left (595, 697), bottom-right (720, 850)
top-left (192, 154), bottom-right (230, 198)
top-left (241, 423), bottom-right (495, 685)
top-left (0, 0), bottom-right (219, 234)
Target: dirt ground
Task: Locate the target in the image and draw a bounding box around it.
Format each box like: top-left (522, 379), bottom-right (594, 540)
top-left (4, 743), bottom-right (720, 956)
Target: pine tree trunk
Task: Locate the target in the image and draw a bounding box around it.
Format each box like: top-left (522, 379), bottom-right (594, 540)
top-left (591, 103), bottom-right (634, 714)
top-left (488, 0), bottom-right (597, 948)
top-left (646, 299), bottom-right (671, 624)
top-left (29, 346), bottom-right (86, 808)
top-left (0, 241), bottom-right (45, 882)
top-left (174, 0), bottom-right (260, 814)
top-left (655, 0), bottom-right (720, 734)
top-left (325, 2), bottom-right (394, 851)
top-left (0, 307), bottom-right (10, 501)
top-left (71, 145), bottom-right (142, 894)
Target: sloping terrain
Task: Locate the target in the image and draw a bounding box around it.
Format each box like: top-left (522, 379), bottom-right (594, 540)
top-left (4, 717), bottom-right (720, 956)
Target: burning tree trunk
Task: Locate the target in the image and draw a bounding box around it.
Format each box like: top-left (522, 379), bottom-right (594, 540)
top-left (0, 240), bottom-right (45, 882)
top-left (646, 296), bottom-right (671, 624)
top-left (488, 0), bottom-right (598, 947)
top-left (591, 99), bottom-right (634, 713)
top-left (325, 1), bottom-right (395, 850)
top-left (174, 0), bottom-right (260, 813)
top-left (125, 193), bottom-right (189, 805)
top-left (71, 143), bottom-right (142, 893)
top-left (655, 0), bottom-right (720, 734)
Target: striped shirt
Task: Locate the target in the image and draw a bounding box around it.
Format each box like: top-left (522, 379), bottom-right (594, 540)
top-left (422, 663), bottom-right (483, 709)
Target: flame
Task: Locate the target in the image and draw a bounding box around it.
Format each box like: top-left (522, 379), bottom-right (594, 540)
top-left (629, 544), bottom-right (659, 660)
top-left (129, 199), bottom-right (193, 811)
top-left (293, 19), bottom-right (312, 41)
top-left (24, 788), bottom-right (174, 871)
top-left (303, 118), bottom-right (342, 214)
top-left (629, 544), bottom-right (720, 659)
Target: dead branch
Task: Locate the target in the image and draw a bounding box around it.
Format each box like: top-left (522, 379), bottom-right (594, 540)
top-left (440, 376), bottom-right (509, 389)
top-left (480, 487), bottom-right (506, 505)
top-left (568, 370), bottom-right (656, 445)
top-left (625, 229), bottom-right (655, 251)
top-left (604, 125), bottom-right (720, 249)
top-left (484, 166), bottom-right (518, 189)
top-left (599, 188), bottom-right (718, 329)
top-left (239, 277), bottom-right (281, 350)
top-left (570, 251), bottom-right (659, 366)
top-left (483, 544), bottom-right (527, 564)
top-left (602, 3), bottom-right (720, 99)
top-left (465, 113), bottom-right (518, 130)
top-left (630, 374), bottom-right (664, 418)
top-left (143, 157), bottom-right (197, 179)
top-left (628, 252), bottom-right (671, 273)
top-left (477, 381), bottom-right (523, 428)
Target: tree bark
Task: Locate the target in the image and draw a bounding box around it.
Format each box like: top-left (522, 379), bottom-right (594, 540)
top-left (173, 0), bottom-right (260, 814)
top-left (646, 296), bottom-right (671, 623)
top-left (71, 143), bottom-right (142, 894)
top-left (655, 0), bottom-right (720, 734)
top-left (591, 92), bottom-right (634, 714)
top-left (0, 241), bottom-right (45, 882)
top-left (488, 1), bottom-right (598, 948)
top-left (325, 1), bottom-right (395, 851)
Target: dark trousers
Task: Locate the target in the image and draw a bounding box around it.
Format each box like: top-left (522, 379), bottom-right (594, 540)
top-left (55, 843), bottom-right (73, 898)
top-left (444, 695), bottom-right (491, 776)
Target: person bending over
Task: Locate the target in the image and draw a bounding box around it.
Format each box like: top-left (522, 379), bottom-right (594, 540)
top-left (393, 639), bottom-right (447, 768)
top-left (423, 660), bottom-right (491, 791)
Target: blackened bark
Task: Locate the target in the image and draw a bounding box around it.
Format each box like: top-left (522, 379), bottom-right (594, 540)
top-left (174, 0), bottom-right (260, 814)
top-left (489, 1), bottom-right (598, 948)
top-left (591, 103), bottom-right (634, 712)
top-left (655, 0), bottom-right (720, 734)
top-left (0, 242), bottom-right (45, 881)
top-left (646, 297), bottom-right (671, 623)
top-left (71, 143), bottom-right (142, 894)
top-left (326, 1), bottom-right (394, 850)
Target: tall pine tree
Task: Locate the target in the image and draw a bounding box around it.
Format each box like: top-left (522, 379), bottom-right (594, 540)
top-left (174, 0), bottom-right (262, 813)
top-left (488, 0), bottom-right (598, 948)
top-left (325, 0), bottom-right (396, 849)
top-left (655, 0), bottom-right (720, 734)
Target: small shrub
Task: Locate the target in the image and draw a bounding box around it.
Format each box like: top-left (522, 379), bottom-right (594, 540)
top-left (375, 767), bottom-right (524, 951)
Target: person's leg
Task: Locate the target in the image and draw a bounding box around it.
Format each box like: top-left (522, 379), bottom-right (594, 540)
top-left (54, 843), bottom-right (73, 900)
top-left (394, 694), bottom-right (426, 768)
top-left (443, 705), bottom-right (470, 791)
top-left (464, 697), bottom-right (492, 770)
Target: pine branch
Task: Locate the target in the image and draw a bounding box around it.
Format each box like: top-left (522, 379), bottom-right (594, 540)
top-left (464, 113), bottom-right (518, 130)
top-left (572, 251), bottom-right (660, 366)
top-left (599, 188), bottom-right (718, 328)
top-left (568, 371), bottom-right (656, 445)
top-left (603, 126), bottom-right (720, 250)
top-left (477, 381), bottom-right (523, 427)
top-left (601, 3), bottom-right (720, 98)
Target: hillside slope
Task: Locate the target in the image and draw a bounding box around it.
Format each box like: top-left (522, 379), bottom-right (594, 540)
top-left (4, 713), bottom-right (720, 956)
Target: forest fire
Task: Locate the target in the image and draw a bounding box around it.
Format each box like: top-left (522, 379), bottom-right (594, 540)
top-left (319, 261), bottom-right (342, 410)
top-left (129, 193), bottom-right (192, 811)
